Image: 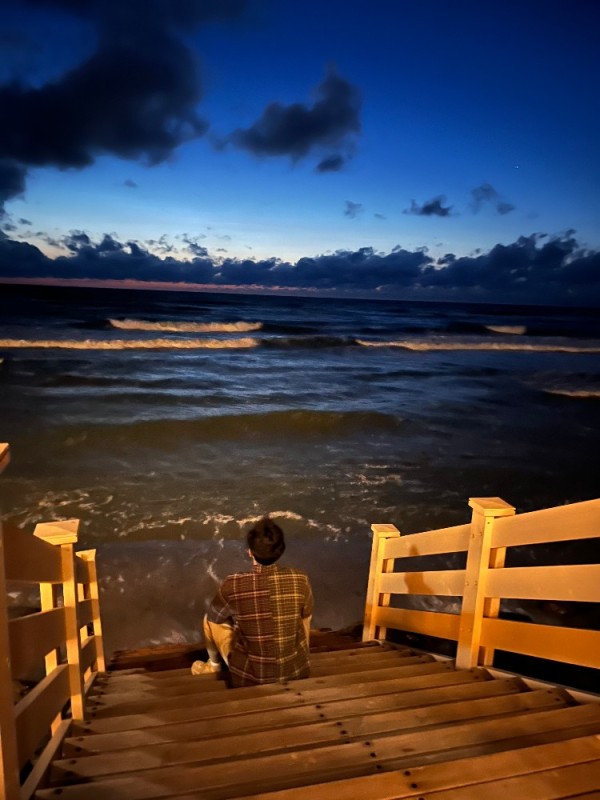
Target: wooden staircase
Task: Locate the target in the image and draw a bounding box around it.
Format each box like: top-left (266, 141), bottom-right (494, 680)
top-left (36, 642), bottom-right (600, 799)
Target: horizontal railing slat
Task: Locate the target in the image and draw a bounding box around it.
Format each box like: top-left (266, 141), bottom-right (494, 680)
top-left (9, 608), bottom-right (67, 679)
top-left (2, 524), bottom-right (63, 583)
top-left (374, 606), bottom-right (461, 641)
top-left (485, 564), bottom-right (600, 603)
top-left (480, 618), bottom-right (600, 669)
top-left (81, 636), bottom-right (97, 673)
top-left (491, 499), bottom-right (600, 548)
top-left (379, 569), bottom-right (466, 596)
top-left (14, 665), bottom-right (70, 769)
top-left (77, 598), bottom-right (94, 628)
top-left (382, 524), bottom-right (470, 559)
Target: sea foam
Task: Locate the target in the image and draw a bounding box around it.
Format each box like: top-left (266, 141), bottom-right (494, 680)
top-left (356, 338), bottom-right (600, 353)
top-left (0, 337), bottom-right (259, 350)
top-left (109, 318), bottom-right (262, 333)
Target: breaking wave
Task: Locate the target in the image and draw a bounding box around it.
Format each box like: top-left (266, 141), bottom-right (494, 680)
top-left (0, 337), bottom-right (258, 350)
top-left (485, 325), bottom-right (527, 335)
top-left (356, 338), bottom-right (600, 353)
top-left (109, 318), bottom-right (263, 333)
top-left (543, 388), bottom-right (600, 398)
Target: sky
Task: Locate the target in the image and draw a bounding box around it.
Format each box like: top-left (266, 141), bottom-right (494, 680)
top-left (0, 0), bottom-right (599, 304)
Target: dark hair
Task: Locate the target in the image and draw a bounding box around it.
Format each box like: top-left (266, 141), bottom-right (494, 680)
top-left (247, 517), bottom-right (285, 565)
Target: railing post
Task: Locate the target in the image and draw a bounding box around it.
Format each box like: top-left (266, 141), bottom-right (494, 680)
top-left (34, 520), bottom-right (86, 720)
top-left (76, 549), bottom-right (106, 672)
top-left (363, 524), bottom-right (401, 642)
top-left (456, 497), bottom-right (515, 669)
top-left (0, 443), bottom-right (20, 800)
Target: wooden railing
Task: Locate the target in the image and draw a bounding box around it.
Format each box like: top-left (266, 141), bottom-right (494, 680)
top-left (364, 496), bottom-right (600, 676)
top-left (0, 443), bottom-right (105, 800)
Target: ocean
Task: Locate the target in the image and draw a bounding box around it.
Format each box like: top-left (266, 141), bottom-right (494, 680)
top-left (1, 284), bottom-right (599, 661)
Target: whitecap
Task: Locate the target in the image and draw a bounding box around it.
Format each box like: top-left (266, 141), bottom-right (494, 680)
top-left (356, 338), bottom-right (600, 353)
top-left (109, 318), bottom-right (263, 333)
top-left (485, 325), bottom-right (527, 335)
top-left (0, 337), bottom-right (259, 350)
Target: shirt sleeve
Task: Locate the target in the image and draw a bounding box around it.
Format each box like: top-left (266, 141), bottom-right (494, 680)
top-left (301, 576), bottom-right (314, 620)
top-left (206, 577), bottom-right (235, 625)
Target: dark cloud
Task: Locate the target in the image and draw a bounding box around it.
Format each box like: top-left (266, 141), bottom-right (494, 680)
top-left (0, 160), bottom-right (27, 212)
top-left (0, 231), bottom-right (598, 305)
top-left (182, 233), bottom-right (208, 257)
top-left (344, 201), bottom-right (363, 219)
top-left (123, 179), bottom-right (137, 189)
top-left (0, 37), bottom-right (207, 169)
top-left (316, 154), bottom-right (345, 173)
top-left (0, 0), bottom-right (247, 211)
top-left (230, 66), bottom-right (361, 162)
top-left (19, 218), bottom-right (32, 225)
top-left (419, 233), bottom-right (595, 302)
top-left (374, 213), bottom-right (386, 220)
top-left (470, 182), bottom-right (515, 215)
top-left (404, 195), bottom-right (452, 217)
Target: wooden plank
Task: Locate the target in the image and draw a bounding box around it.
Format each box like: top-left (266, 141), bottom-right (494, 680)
top-left (81, 636), bottom-right (98, 674)
top-left (492, 499), bottom-right (600, 548)
top-left (2, 523), bottom-right (63, 583)
top-left (94, 653), bottom-right (428, 698)
top-left (8, 608), bottom-right (67, 679)
top-left (59, 544), bottom-right (86, 721)
top-left (97, 647), bottom-right (407, 687)
top-left (15, 665), bottom-right (70, 769)
top-left (75, 550), bottom-right (106, 671)
top-left (468, 498), bottom-right (515, 517)
top-left (456, 501), bottom-right (508, 669)
top-left (485, 564), bottom-right (600, 602)
top-left (50, 689), bottom-right (569, 781)
top-left (64, 678), bottom-right (524, 756)
top-left (73, 664), bottom-right (472, 735)
top-left (363, 525), bottom-right (400, 640)
top-left (379, 569), bottom-right (466, 596)
top-left (233, 736), bottom-right (600, 800)
top-left (87, 658), bottom-right (437, 716)
top-left (383, 524), bottom-right (470, 559)
top-left (77, 599), bottom-right (94, 628)
top-left (75, 556), bottom-right (93, 584)
top-left (0, 524), bottom-right (20, 800)
top-left (37, 706), bottom-right (600, 800)
top-left (34, 519), bottom-right (79, 547)
top-left (407, 761), bottom-right (600, 799)
top-left (480, 618), bottom-right (600, 669)
top-left (374, 606), bottom-right (461, 641)
top-left (20, 719), bottom-right (70, 800)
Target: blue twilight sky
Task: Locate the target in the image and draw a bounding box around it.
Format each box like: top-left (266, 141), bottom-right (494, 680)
top-left (0, 0), bottom-right (599, 304)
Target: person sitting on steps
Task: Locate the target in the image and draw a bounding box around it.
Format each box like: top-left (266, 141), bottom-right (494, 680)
top-left (191, 516), bottom-right (313, 687)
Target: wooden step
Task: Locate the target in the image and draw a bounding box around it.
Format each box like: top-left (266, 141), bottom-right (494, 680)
top-left (50, 690), bottom-right (570, 782)
top-left (83, 658), bottom-right (443, 719)
top-left (63, 677), bottom-right (526, 756)
top-left (73, 663), bottom-right (477, 735)
top-left (93, 646), bottom-right (418, 692)
top-left (229, 735), bottom-right (600, 800)
top-left (90, 651), bottom-right (429, 700)
top-left (37, 705), bottom-right (600, 799)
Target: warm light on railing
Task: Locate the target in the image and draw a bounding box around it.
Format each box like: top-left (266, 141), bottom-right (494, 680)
top-left (364, 496), bottom-right (600, 674)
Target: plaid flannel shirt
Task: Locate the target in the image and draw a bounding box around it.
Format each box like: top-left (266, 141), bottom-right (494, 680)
top-left (206, 563), bottom-right (313, 687)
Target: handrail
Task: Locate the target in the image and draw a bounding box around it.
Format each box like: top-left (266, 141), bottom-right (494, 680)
top-left (0, 444), bottom-right (106, 800)
top-left (364, 496), bottom-right (600, 676)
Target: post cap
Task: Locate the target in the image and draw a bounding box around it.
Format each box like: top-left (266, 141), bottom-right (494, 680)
top-left (468, 497), bottom-right (515, 517)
